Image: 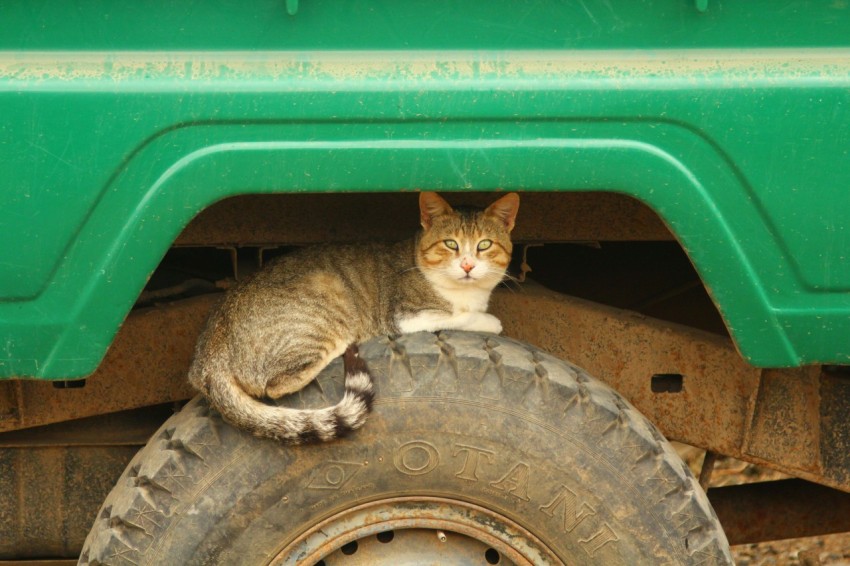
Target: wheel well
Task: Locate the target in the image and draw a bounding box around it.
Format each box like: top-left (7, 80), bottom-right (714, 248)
top-left (140, 191), bottom-right (727, 337)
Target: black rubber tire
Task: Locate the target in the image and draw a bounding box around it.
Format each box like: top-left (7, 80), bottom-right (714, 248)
top-left (80, 331), bottom-right (732, 565)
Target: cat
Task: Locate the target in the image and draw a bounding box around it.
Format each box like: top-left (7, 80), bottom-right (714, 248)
top-left (188, 192), bottom-right (520, 443)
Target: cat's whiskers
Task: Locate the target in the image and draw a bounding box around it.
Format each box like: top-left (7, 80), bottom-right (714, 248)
top-left (399, 265), bottom-right (443, 276)
top-left (498, 273), bottom-right (523, 294)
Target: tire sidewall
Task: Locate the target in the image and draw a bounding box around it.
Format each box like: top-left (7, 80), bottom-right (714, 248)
top-left (84, 332), bottom-right (731, 565)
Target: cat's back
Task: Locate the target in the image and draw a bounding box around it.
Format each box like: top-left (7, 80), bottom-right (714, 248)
top-left (216, 240), bottom-right (413, 338)
top-left (259, 240), bottom-right (410, 288)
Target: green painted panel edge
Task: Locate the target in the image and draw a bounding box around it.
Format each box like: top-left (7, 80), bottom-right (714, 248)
top-left (0, 120), bottom-right (810, 378)
top-left (3, 46), bottom-right (850, 377)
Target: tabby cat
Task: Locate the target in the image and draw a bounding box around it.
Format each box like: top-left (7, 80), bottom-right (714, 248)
top-left (188, 192), bottom-right (520, 443)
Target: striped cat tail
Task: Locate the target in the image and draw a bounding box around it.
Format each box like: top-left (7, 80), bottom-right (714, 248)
top-left (323, 344), bottom-right (375, 440)
top-left (282, 344), bottom-right (376, 443)
top-left (202, 345), bottom-right (374, 444)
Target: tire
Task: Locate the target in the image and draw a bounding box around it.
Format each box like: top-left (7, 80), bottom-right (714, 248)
top-left (80, 331), bottom-right (732, 565)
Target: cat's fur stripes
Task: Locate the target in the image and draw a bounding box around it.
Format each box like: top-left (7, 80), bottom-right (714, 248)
top-left (188, 192), bottom-right (519, 444)
top-left (200, 344), bottom-right (373, 443)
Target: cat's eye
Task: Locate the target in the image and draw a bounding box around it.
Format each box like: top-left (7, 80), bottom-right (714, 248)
top-left (477, 239), bottom-right (493, 251)
top-left (444, 239), bottom-right (459, 250)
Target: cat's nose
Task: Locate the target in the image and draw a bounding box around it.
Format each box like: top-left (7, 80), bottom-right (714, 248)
top-left (461, 258), bottom-right (475, 273)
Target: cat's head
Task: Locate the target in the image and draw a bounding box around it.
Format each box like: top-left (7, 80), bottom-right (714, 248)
top-left (416, 192), bottom-right (520, 291)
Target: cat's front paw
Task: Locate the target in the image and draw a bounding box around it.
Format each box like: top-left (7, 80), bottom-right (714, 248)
top-left (462, 312), bottom-right (503, 334)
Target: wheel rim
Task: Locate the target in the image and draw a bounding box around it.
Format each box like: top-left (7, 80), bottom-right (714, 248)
top-left (272, 497), bottom-right (563, 566)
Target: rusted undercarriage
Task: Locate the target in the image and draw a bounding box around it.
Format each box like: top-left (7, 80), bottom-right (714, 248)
top-left (2, 282), bottom-right (847, 491)
top-left (2, 193), bottom-right (848, 558)
top-left (3, 283), bottom-right (849, 556)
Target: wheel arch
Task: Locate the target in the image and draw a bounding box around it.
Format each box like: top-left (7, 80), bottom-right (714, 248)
top-left (7, 119), bottom-right (801, 378)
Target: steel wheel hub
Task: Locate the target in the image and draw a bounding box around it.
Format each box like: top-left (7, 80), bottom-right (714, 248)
top-left (273, 497), bottom-right (562, 566)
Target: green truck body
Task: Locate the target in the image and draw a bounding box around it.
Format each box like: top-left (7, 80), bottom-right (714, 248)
top-left (1, 0), bottom-right (849, 380)
top-left (4, 2), bottom-right (850, 561)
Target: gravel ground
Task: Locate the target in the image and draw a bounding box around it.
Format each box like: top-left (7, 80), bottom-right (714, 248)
top-left (674, 444), bottom-right (850, 565)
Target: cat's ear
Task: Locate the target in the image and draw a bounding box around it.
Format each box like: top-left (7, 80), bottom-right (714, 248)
top-left (485, 192), bottom-right (520, 232)
top-left (419, 192), bottom-right (454, 229)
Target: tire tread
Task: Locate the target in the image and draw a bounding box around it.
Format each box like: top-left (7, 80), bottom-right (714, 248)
top-left (80, 332), bottom-right (731, 565)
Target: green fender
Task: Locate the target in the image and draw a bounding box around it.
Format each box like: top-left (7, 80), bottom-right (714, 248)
top-left (1, 4), bottom-right (850, 378)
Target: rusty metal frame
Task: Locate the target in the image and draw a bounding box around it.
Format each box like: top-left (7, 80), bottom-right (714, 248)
top-left (2, 281), bottom-right (847, 495)
top-left (491, 283), bottom-right (850, 493)
top-left (3, 280), bottom-right (850, 552)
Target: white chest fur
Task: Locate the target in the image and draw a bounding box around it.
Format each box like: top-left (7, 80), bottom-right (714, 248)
top-left (433, 283), bottom-right (492, 314)
top-left (394, 277), bottom-right (502, 336)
